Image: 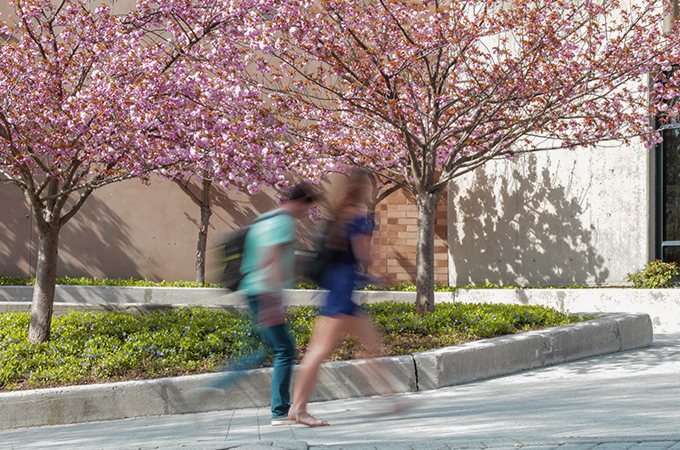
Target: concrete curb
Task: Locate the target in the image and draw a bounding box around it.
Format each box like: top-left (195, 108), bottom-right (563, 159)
top-left (0, 312), bottom-right (652, 429)
top-left (0, 286), bottom-right (453, 309)
top-left (414, 313), bottom-right (652, 389)
top-left (3, 286), bottom-right (680, 332)
top-left (0, 285), bottom-right (238, 306)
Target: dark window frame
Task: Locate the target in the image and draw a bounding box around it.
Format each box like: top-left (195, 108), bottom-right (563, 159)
top-left (656, 116), bottom-right (680, 263)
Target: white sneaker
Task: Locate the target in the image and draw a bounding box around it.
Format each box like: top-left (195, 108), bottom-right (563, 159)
top-left (271, 417), bottom-right (297, 426)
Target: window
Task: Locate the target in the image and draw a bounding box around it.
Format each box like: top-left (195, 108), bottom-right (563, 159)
top-left (657, 118), bottom-right (680, 264)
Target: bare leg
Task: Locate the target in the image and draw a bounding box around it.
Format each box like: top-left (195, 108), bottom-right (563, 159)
top-left (340, 311), bottom-right (393, 391)
top-left (288, 316), bottom-right (346, 426)
top-left (289, 311), bottom-right (405, 425)
top-left (342, 311), bottom-right (381, 357)
top-left (343, 312), bottom-right (416, 414)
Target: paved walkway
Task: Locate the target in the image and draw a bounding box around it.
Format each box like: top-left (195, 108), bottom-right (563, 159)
top-left (2, 333), bottom-right (680, 450)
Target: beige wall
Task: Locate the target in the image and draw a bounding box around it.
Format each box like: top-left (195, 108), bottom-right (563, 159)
top-left (0, 0), bottom-right (136, 19)
top-left (1, 184), bottom-right (35, 279)
top-left (448, 146), bottom-right (652, 287)
top-left (1, 175), bottom-right (441, 285)
top-left (0, 1), bottom-right (12, 22)
top-left (0, 178), bottom-right (280, 282)
top-left (1, 0), bottom-right (653, 288)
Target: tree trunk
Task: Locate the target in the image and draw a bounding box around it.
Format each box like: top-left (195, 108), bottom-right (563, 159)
top-left (195, 178), bottom-right (212, 284)
top-left (28, 222), bottom-right (61, 343)
top-left (414, 191), bottom-right (439, 316)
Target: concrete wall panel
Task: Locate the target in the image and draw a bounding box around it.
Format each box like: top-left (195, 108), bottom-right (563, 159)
top-left (448, 144), bottom-right (651, 287)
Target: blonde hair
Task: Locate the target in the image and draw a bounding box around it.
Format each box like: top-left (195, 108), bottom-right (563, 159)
top-left (326, 170), bottom-right (370, 249)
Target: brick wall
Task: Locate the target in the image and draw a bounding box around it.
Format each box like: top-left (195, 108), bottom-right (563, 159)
top-left (369, 189), bottom-right (449, 285)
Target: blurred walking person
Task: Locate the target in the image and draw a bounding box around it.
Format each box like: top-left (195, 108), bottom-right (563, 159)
top-left (238, 182), bottom-right (318, 426)
top-left (288, 170), bottom-right (390, 427)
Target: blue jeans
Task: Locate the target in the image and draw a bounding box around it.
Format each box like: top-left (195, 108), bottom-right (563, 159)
top-left (249, 296), bottom-right (296, 419)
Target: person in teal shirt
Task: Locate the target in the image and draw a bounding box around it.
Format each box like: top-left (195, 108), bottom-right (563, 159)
top-left (239, 211), bottom-right (296, 306)
top-left (239, 182), bottom-right (317, 426)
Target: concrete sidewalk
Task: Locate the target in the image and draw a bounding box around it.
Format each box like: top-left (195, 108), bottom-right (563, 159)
top-left (1, 332), bottom-right (678, 450)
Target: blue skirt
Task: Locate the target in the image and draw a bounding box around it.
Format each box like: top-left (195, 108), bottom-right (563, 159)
top-left (321, 261), bottom-right (359, 317)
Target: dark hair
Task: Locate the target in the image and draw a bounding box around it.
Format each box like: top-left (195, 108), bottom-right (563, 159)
top-left (288, 182), bottom-right (318, 203)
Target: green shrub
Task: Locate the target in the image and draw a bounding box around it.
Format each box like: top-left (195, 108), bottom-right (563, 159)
top-left (626, 260), bottom-right (679, 288)
top-left (0, 308), bottom-right (264, 388)
top-left (362, 301), bottom-right (583, 338)
top-left (0, 303), bottom-right (590, 391)
top-left (294, 282), bottom-right (321, 290)
top-left (285, 305), bottom-right (320, 348)
top-left (0, 276), bottom-right (33, 286)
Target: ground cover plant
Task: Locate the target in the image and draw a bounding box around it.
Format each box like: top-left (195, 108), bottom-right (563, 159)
top-left (0, 302), bottom-right (592, 392)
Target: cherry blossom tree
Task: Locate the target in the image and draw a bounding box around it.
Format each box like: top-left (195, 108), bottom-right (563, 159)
top-left (251, 0), bottom-right (680, 314)
top-left (162, 117), bottom-right (297, 284)
top-left (0, 0), bottom-right (287, 342)
top-left (150, 48), bottom-right (297, 284)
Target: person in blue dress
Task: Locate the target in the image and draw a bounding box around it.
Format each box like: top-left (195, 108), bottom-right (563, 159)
top-left (287, 169), bottom-right (387, 427)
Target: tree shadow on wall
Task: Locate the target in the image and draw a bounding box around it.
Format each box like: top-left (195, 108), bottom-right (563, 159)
top-left (59, 195), bottom-right (144, 279)
top-left (187, 184), bottom-right (277, 253)
top-left (183, 182), bottom-right (280, 230)
top-left (215, 188), bottom-right (278, 227)
top-left (393, 248), bottom-right (416, 281)
top-left (0, 183), bottom-right (35, 278)
top-left (450, 156), bottom-right (609, 287)
top-left (198, 185), bottom-right (283, 285)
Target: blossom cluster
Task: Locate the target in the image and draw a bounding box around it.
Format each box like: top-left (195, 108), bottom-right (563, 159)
top-left (2, 0), bottom-right (680, 212)
top-left (255, 0), bottom-right (680, 192)
top-left (0, 0), bottom-right (307, 212)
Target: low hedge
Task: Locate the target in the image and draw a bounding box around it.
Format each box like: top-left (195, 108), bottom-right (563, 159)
top-left (0, 302), bottom-right (592, 391)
